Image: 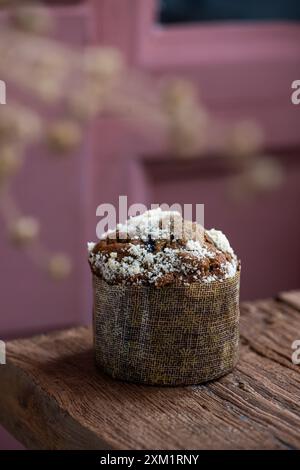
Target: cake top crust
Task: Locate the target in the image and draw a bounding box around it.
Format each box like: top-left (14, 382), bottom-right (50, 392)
top-left (88, 209), bottom-right (238, 287)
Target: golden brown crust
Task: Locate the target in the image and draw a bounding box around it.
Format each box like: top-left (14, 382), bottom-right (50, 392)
top-left (89, 233), bottom-right (235, 287)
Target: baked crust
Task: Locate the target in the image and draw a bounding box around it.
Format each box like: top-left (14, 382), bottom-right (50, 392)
top-left (88, 214), bottom-right (237, 287)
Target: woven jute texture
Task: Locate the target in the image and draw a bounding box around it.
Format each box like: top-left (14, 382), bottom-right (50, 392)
top-left (93, 269), bottom-right (240, 386)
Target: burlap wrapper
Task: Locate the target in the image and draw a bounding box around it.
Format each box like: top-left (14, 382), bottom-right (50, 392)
top-left (93, 268), bottom-right (240, 386)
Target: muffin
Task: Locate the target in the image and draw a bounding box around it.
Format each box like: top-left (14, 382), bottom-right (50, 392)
top-left (88, 208), bottom-right (240, 385)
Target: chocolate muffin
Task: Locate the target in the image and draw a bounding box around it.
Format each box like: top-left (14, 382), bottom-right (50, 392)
top-left (88, 208), bottom-right (238, 288)
top-left (88, 208), bottom-right (240, 385)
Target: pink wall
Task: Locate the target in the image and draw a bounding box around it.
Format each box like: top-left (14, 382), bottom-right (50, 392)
top-left (1, 0), bottom-right (300, 449)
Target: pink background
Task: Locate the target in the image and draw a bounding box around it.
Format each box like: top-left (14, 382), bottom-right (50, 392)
top-left (0, 0), bottom-right (299, 449)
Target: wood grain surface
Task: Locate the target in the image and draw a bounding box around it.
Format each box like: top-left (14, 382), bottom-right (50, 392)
top-left (0, 292), bottom-right (299, 450)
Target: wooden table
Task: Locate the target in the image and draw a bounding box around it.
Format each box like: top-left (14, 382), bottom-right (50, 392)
top-left (0, 291), bottom-right (300, 450)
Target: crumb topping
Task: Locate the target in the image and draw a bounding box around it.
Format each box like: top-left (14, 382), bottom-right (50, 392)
top-left (205, 228), bottom-right (234, 256)
top-left (88, 209), bottom-right (238, 287)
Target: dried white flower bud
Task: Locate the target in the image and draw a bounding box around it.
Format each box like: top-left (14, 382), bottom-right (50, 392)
top-left (10, 216), bottom-right (40, 245)
top-left (10, 5), bottom-right (53, 35)
top-left (229, 121), bottom-right (264, 158)
top-left (47, 120), bottom-right (81, 154)
top-left (249, 157), bottom-right (283, 191)
top-left (48, 254), bottom-right (72, 280)
top-left (0, 146), bottom-right (22, 180)
top-left (84, 47), bottom-right (123, 82)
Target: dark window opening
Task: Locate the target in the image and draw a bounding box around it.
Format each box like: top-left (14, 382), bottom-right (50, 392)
top-left (159, 0), bottom-right (300, 24)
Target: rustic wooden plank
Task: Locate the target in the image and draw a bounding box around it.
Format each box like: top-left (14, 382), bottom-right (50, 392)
top-left (0, 295), bottom-right (299, 450)
top-left (278, 290), bottom-right (300, 312)
top-left (240, 298), bottom-right (300, 371)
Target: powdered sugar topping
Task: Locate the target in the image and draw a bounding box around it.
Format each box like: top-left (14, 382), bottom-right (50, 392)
top-left (88, 210), bottom-right (238, 286)
top-left (100, 208), bottom-right (187, 241)
top-left (206, 228), bottom-right (234, 255)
